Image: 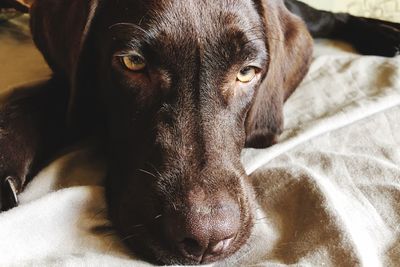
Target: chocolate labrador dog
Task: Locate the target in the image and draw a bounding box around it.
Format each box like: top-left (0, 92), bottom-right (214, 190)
top-left (0, 0), bottom-right (399, 265)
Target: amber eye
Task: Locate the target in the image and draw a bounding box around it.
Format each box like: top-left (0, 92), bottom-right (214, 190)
top-left (237, 66), bottom-right (257, 83)
top-left (121, 54), bottom-right (146, 71)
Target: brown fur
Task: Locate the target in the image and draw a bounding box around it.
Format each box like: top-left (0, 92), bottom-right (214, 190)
top-left (5, 0), bottom-right (314, 264)
top-left (2, 0), bottom-right (398, 265)
top-left (28, 1), bottom-right (313, 264)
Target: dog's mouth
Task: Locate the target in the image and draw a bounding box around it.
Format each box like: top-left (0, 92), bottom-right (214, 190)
top-left (106, 169), bottom-right (255, 265)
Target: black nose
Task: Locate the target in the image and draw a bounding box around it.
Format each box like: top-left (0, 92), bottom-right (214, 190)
top-left (164, 191), bottom-right (241, 263)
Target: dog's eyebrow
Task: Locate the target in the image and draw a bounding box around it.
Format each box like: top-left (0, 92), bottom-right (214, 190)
top-left (240, 43), bottom-right (268, 66)
top-left (227, 30), bottom-right (268, 64)
top-left (108, 22), bottom-right (155, 46)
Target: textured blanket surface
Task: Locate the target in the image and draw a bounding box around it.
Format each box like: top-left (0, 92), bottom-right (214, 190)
top-left (0, 15), bottom-right (400, 267)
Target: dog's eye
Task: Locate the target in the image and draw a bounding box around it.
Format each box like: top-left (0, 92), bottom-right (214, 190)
top-left (121, 55), bottom-right (146, 71)
top-left (237, 66), bottom-right (257, 83)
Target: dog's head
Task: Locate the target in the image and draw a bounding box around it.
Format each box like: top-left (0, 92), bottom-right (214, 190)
top-left (30, 0), bottom-right (311, 264)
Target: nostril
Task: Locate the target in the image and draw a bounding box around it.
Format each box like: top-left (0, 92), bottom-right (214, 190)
top-left (209, 235), bottom-right (235, 254)
top-left (181, 238), bottom-right (204, 257)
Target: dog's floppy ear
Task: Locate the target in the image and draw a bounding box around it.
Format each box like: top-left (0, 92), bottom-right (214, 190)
top-left (30, 0), bottom-right (100, 130)
top-left (245, 0), bottom-right (313, 148)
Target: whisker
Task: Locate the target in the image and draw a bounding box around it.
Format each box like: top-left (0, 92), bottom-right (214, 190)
top-left (137, 168), bottom-right (158, 179)
top-left (128, 224), bottom-right (145, 230)
top-left (121, 233), bottom-right (139, 243)
top-left (108, 22), bottom-right (149, 35)
top-left (90, 208), bottom-right (107, 220)
top-left (99, 232), bottom-right (118, 238)
top-left (145, 162), bottom-right (163, 177)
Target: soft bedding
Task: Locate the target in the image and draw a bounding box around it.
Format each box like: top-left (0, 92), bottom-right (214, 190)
top-left (0, 10), bottom-right (400, 267)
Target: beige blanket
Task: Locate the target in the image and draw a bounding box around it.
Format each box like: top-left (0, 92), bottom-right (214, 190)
top-left (0, 15), bottom-right (399, 267)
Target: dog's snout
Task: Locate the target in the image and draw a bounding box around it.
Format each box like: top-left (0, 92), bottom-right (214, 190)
top-left (164, 191), bottom-right (241, 263)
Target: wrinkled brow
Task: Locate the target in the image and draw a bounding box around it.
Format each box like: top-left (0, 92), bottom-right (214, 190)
top-left (219, 27), bottom-right (268, 64)
top-left (240, 40), bottom-right (268, 62)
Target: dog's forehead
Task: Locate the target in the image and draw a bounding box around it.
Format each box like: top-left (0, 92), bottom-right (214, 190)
top-left (147, 0), bottom-right (259, 31)
top-left (107, 0), bottom-right (262, 42)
